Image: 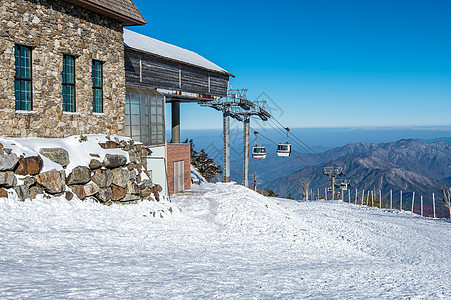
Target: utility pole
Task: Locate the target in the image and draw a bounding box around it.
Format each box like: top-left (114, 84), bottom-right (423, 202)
top-left (243, 115), bottom-right (250, 187)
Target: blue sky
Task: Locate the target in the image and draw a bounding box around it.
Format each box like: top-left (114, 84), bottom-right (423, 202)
top-left (128, 0), bottom-right (451, 130)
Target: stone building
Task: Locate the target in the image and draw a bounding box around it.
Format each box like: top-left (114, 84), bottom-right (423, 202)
top-left (0, 0), bottom-right (232, 195)
top-left (0, 0), bottom-right (145, 137)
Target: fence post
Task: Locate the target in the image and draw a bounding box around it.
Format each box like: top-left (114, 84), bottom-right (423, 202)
top-left (355, 188), bottom-right (358, 204)
top-left (433, 193), bottom-right (436, 218)
top-left (400, 191), bottom-right (403, 211)
top-left (371, 191), bottom-right (374, 207)
top-left (361, 190), bottom-right (365, 205)
top-left (379, 190), bottom-right (382, 208)
top-left (420, 195), bottom-right (423, 217)
top-left (325, 188), bottom-right (327, 201)
top-left (348, 189), bottom-right (351, 203)
top-left (390, 190), bottom-right (393, 209)
top-left (411, 192), bottom-right (415, 213)
top-left (367, 190), bottom-right (370, 206)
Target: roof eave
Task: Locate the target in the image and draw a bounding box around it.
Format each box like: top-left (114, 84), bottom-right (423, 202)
top-left (125, 46), bottom-right (234, 78)
top-left (64, 0), bottom-right (147, 26)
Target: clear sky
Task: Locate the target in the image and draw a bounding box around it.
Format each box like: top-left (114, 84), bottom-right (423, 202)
top-left (128, 0), bottom-right (451, 130)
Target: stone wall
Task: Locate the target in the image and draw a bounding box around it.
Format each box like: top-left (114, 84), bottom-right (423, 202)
top-left (0, 0), bottom-right (126, 137)
top-left (0, 138), bottom-right (162, 205)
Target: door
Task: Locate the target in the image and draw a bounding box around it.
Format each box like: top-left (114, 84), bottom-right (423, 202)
top-left (173, 160), bottom-right (185, 193)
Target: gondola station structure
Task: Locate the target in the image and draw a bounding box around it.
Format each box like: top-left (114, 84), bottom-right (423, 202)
top-left (0, 0), bottom-right (233, 196)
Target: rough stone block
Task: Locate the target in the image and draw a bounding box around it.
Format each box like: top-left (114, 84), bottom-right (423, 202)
top-left (111, 167), bottom-right (130, 188)
top-left (0, 153), bottom-right (18, 171)
top-left (14, 185), bottom-right (30, 201)
top-left (89, 159), bottom-right (102, 170)
top-left (66, 166), bottom-right (91, 185)
top-left (99, 141), bottom-right (118, 149)
top-left (91, 169), bottom-right (113, 188)
top-left (70, 185), bottom-right (86, 200)
top-left (104, 154), bottom-right (127, 169)
top-left (111, 184), bottom-right (126, 201)
top-left (39, 148), bottom-right (70, 167)
top-left (36, 169), bottom-right (65, 194)
top-left (0, 171), bottom-right (17, 188)
top-left (96, 187), bottom-right (112, 202)
top-left (126, 180), bottom-right (140, 195)
top-left (23, 176), bottom-right (37, 187)
top-left (122, 194), bottom-right (140, 202)
top-left (65, 191), bottom-right (74, 201)
top-left (0, 188), bottom-right (8, 198)
top-left (84, 182), bottom-right (100, 197)
top-left (29, 186), bottom-right (44, 199)
top-left (15, 156), bottom-right (43, 175)
top-left (140, 188), bottom-right (152, 198)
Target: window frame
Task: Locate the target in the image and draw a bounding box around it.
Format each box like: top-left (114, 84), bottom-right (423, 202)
top-left (14, 45), bottom-right (33, 111)
top-left (92, 60), bottom-right (103, 113)
top-left (62, 54), bottom-right (76, 112)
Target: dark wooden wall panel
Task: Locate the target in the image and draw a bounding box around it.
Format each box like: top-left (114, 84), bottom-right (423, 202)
top-left (125, 48), bottom-right (229, 97)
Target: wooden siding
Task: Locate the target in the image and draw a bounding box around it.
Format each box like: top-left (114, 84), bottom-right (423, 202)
top-left (125, 48), bottom-right (229, 98)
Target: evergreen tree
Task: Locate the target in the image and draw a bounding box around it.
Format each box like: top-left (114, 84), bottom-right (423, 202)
top-left (184, 139), bottom-right (222, 182)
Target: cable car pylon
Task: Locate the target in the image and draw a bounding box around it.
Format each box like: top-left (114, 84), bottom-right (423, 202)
top-left (199, 89), bottom-right (270, 185)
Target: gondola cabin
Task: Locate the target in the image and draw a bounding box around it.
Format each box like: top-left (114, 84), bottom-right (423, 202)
top-left (277, 143), bottom-right (292, 157)
top-left (252, 146), bottom-right (267, 159)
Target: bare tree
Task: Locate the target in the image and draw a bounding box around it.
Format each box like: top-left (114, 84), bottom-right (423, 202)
top-left (299, 178), bottom-right (310, 202)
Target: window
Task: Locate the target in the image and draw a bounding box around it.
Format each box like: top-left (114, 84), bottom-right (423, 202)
top-left (14, 45), bottom-right (32, 111)
top-left (92, 60), bottom-right (103, 113)
top-left (62, 54), bottom-right (76, 112)
top-left (125, 88), bottom-right (165, 146)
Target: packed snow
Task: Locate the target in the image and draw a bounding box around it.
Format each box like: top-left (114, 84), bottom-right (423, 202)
top-left (0, 182), bottom-right (449, 299)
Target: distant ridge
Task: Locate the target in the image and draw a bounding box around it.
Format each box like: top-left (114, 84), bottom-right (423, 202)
top-left (262, 139), bottom-right (451, 205)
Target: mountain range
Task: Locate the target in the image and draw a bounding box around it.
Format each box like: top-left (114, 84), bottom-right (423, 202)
top-left (261, 139), bottom-right (451, 208)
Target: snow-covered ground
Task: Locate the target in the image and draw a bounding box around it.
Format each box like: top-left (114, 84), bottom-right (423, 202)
top-left (0, 182), bottom-right (449, 299)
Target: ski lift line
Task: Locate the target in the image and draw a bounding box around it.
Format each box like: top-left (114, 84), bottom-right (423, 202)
top-left (250, 126), bottom-right (311, 165)
top-left (267, 118), bottom-right (318, 159)
top-left (258, 120), bottom-right (318, 164)
top-left (266, 120), bottom-right (319, 163)
top-left (269, 115), bottom-right (327, 162)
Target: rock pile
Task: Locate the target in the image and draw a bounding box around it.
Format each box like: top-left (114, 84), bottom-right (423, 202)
top-left (0, 138), bottom-right (162, 205)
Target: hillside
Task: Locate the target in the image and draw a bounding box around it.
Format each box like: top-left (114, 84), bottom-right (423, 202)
top-left (262, 139), bottom-right (451, 206)
top-left (0, 183), bottom-right (449, 298)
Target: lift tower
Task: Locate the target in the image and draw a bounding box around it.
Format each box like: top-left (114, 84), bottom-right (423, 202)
top-left (200, 89), bottom-right (270, 185)
top-left (323, 165), bottom-right (343, 200)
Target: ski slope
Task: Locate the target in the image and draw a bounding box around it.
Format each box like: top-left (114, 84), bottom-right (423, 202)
top-left (0, 183), bottom-right (449, 299)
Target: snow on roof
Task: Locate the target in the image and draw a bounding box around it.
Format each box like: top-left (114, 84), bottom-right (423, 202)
top-left (123, 29), bottom-right (233, 76)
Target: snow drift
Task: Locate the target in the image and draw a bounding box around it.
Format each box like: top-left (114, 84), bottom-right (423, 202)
top-left (0, 182), bottom-right (449, 299)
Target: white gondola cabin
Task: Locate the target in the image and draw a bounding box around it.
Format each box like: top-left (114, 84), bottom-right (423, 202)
top-left (252, 146), bottom-right (266, 159)
top-left (277, 143), bottom-right (291, 157)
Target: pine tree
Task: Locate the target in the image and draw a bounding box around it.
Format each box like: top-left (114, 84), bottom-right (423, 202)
top-left (184, 139), bottom-right (222, 182)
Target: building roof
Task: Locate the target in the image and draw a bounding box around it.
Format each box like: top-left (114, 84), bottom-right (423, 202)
top-left (64, 0), bottom-right (146, 26)
top-left (123, 29), bottom-right (233, 77)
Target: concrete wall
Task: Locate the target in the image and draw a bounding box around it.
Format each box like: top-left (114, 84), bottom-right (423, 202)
top-left (0, 0), bottom-right (126, 137)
